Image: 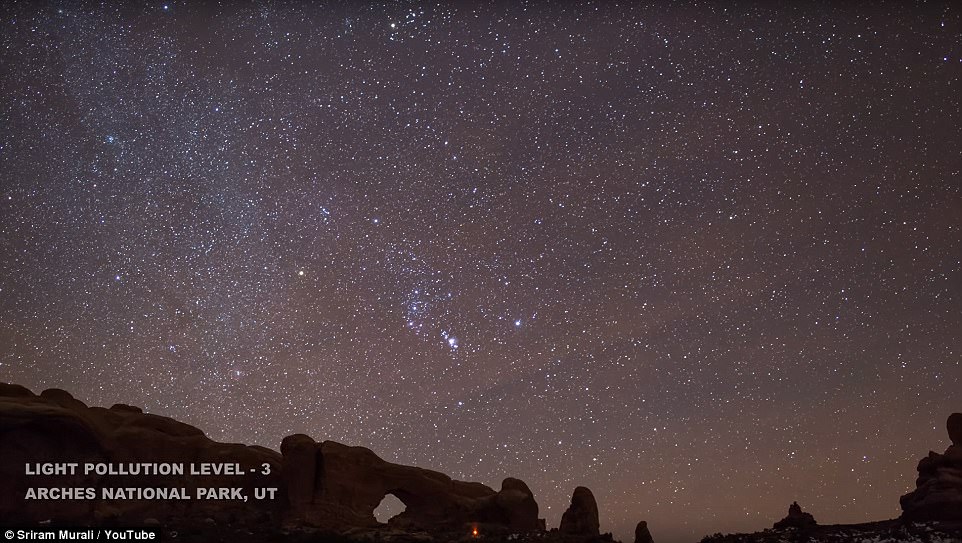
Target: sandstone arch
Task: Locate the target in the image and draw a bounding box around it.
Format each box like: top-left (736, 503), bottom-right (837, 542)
top-left (280, 435), bottom-right (540, 533)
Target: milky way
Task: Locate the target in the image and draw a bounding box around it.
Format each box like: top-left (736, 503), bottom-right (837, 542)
top-left (1, 3), bottom-right (960, 542)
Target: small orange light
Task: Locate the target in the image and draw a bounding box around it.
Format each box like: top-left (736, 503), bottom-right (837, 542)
top-left (472, 525), bottom-right (479, 537)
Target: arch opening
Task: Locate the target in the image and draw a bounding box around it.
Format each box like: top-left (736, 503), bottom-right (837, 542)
top-left (373, 493), bottom-right (407, 524)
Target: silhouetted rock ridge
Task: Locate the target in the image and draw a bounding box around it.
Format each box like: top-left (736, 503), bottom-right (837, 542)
top-left (0, 383), bottom-right (541, 539)
top-left (900, 412), bottom-right (962, 522)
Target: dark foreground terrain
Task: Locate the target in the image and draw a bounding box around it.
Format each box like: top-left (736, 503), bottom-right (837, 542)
top-left (1, 383), bottom-right (960, 543)
top-left (700, 519), bottom-right (962, 543)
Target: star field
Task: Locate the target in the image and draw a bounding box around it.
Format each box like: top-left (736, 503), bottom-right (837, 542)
top-left (1, 3), bottom-right (960, 542)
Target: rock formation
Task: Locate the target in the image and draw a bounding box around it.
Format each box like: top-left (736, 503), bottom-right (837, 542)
top-left (0, 384), bottom-right (283, 526)
top-left (772, 501), bottom-right (816, 529)
top-left (0, 383), bottom-right (540, 538)
top-left (281, 433), bottom-right (540, 534)
top-left (634, 520), bottom-right (653, 543)
top-left (559, 486), bottom-right (600, 537)
top-left (900, 412), bottom-right (962, 522)
top-left (700, 519), bottom-right (962, 543)
top-left (948, 412), bottom-right (962, 446)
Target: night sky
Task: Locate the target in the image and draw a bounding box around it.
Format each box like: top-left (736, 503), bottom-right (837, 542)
top-left (1, 2), bottom-right (961, 542)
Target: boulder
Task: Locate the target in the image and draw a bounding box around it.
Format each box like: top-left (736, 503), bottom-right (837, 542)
top-left (559, 486), bottom-right (600, 537)
top-left (40, 388), bottom-right (87, 410)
